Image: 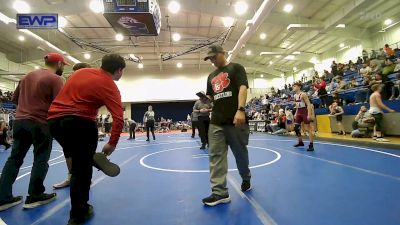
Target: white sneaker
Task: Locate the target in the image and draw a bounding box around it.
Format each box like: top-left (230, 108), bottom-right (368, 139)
top-left (376, 138), bottom-right (390, 142)
top-left (53, 174), bottom-right (71, 189)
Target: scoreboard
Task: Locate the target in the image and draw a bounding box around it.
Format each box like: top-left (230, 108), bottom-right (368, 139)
top-left (102, 0), bottom-right (161, 36)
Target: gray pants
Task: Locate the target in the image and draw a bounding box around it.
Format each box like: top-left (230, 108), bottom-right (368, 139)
top-left (0, 119), bottom-right (52, 201)
top-left (208, 123), bottom-right (251, 196)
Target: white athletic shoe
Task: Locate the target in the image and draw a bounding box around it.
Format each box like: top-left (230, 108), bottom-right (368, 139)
top-left (376, 138), bottom-right (390, 142)
top-left (53, 174), bottom-right (71, 189)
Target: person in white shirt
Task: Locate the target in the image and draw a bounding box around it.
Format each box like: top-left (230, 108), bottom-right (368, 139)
top-left (359, 63), bottom-right (372, 77)
top-left (143, 106), bottom-right (156, 142)
top-left (369, 84), bottom-right (395, 142)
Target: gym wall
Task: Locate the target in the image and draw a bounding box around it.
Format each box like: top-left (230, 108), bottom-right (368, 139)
top-left (116, 68), bottom-right (210, 102)
top-left (131, 101), bottom-right (195, 122)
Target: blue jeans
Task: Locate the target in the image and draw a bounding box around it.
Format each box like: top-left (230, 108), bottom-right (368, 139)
top-left (0, 120), bottom-right (52, 201)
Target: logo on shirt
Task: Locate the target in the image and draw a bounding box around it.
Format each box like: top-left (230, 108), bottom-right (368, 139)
top-left (211, 72), bottom-right (230, 93)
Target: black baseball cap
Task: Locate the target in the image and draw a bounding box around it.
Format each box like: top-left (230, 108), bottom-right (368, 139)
top-left (196, 91), bottom-right (207, 98)
top-left (204, 45), bottom-right (225, 61)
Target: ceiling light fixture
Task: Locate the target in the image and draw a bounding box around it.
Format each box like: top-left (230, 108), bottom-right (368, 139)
top-left (138, 63), bottom-right (144, 69)
top-left (177, 62), bottom-right (183, 68)
top-left (259, 33), bottom-right (267, 40)
top-left (168, 1), bottom-right (181, 14)
top-left (269, 61), bottom-right (273, 65)
top-left (222, 17), bottom-right (235, 27)
top-left (84, 53), bottom-right (91, 59)
top-left (283, 4), bottom-right (293, 13)
top-left (115, 33), bottom-right (124, 41)
top-left (384, 19), bottom-right (392, 26)
top-left (18, 35), bottom-right (25, 41)
top-left (172, 33), bottom-right (181, 42)
top-left (336, 24), bottom-right (346, 28)
top-left (260, 74), bottom-right (264, 78)
top-left (234, 1), bottom-right (248, 15)
top-left (339, 43), bottom-right (345, 48)
top-left (246, 50), bottom-right (252, 55)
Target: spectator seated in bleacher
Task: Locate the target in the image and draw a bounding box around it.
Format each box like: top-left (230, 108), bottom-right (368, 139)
top-left (356, 56), bottom-right (363, 65)
top-left (389, 73), bottom-right (400, 100)
top-left (285, 107), bottom-right (294, 132)
top-left (327, 78), bottom-right (338, 93)
top-left (349, 77), bottom-right (360, 88)
top-left (336, 76), bottom-right (347, 92)
top-left (266, 110), bottom-right (287, 135)
top-left (360, 63), bottom-right (372, 77)
top-left (384, 44), bottom-right (395, 59)
top-left (0, 119), bottom-right (11, 150)
top-left (323, 70), bottom-right (334, 83)
top-left (351, 106), bottom-right (375, 138)
top-left (382, 58), bottom-right (395, 76)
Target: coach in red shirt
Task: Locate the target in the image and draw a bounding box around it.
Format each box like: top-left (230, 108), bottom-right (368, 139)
top-left (0, 53), bottom-right (65, 211)
top-left (48, 54), bottom-right (125, 225)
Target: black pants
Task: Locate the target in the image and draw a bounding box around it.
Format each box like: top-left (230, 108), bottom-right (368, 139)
top-left (191, 121), bottom-right (199, 137)
top-left (48, 116), bottom-right (98, 221)
top-left (146, 120), bottom-right (155, 140)
top-left (371, 113), bottom-right (383, 132)
top-left (0, 120), bottom-right (52, 201)
top-left (129, 124), bottom-right (136, 139)
top-left (319, 95), bottom-right (328, 108)
top-left (198, 116), bottom-right (210, 145)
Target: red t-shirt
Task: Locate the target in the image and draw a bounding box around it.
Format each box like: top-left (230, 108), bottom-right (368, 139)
top-left (313, 80), bottom-right (326, 90)
top-left (48, 68), bottom-right (123, 147)
top-left (13, 69), bottom-right (64, 124)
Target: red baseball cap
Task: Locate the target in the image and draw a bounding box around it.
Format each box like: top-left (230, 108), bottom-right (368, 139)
top-left (44, 53), bottom-right (70, 65)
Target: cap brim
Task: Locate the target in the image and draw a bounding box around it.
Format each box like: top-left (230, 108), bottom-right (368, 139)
top-left (204, 53), bottom-right (217, 61)
top-left (196, 92), bottom-right (207, 98)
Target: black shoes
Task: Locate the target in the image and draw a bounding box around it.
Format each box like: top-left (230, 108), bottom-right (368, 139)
top-left (0, 196), bottom-right (23, 211)
top-left (200, 144), bottom-right (206, 150)
top-left (294, 142), bottom-right (304, 147)
top-left (294, 142), bottom-right (314, 151)
top-left (202, 194), bottom-right (231, 206)
top-left (68, 205), bottom-right (94, 225)
top-left (241, 180), bottom-right (252, 192)
top-left (146, 139), bottom-right (150, 142)
top-left (23, 193), bottom-right (57, 209)
top-left (191, 135), bottom-right (195, 138)
top-left (93, 153), bottom-right (120, 177)
top-left (307, 143), bottom-right (314, 151)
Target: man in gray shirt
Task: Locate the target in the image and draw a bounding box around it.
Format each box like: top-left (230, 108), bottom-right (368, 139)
top-left (193, 91), bottom-right (213, 149)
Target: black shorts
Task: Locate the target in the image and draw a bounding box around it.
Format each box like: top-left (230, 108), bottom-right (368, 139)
top-left (146, 120), bottom-right (155, 128)
top-left (336, 115), bottom-right (343, 122)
